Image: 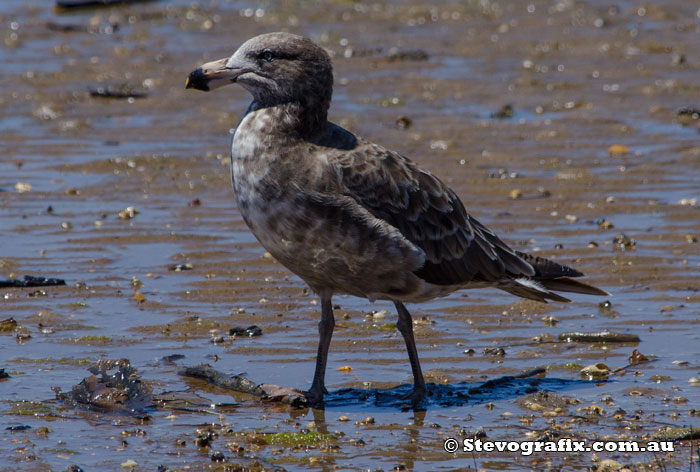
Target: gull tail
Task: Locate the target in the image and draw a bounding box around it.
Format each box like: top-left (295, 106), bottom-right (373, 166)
top-left (499, 252), bottom-right (610, 303)
top-left (538, 276), bottom-right (610, 297)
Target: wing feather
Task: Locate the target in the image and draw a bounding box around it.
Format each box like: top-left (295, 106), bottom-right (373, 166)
top-left (333, 142), bottom-right (533, 286)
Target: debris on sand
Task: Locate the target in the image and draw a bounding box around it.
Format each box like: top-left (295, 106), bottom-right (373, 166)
top-left (228, 325), bottom-right (262, 337)
top-left (58, 359), bottom-right (152, 416)
top-left (179, 365), bottom-right (306, 407)
top-left (580, 363), bottom-right (611, 380)
top-left (653, 426), bottom-right (700, 441)
top-left (491, 104), bottom-right (514, 119)
top-left (56, 0), bottom-right (156, 10)
top-left (0, 275), bottom-right (66, 288)
top-left (89, 85), bottom-right (148, 100)
top-left (559, 331), bottom-right (640, 343)
top-left (386, 47), bottom-right (429, 62)
top-left (0, 318), bottom-right (18, 332)
top-left (628, 349), bottom-right (649, 365)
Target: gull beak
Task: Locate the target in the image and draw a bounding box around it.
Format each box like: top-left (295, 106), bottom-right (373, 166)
top-left (186, 57), bottom-right (243, 92)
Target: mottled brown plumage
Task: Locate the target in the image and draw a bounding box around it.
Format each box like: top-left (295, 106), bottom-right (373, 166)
top-left (187, 32), bottom-right (609, 407)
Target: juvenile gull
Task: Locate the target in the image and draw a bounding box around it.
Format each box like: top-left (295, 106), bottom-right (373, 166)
top-left (186, 32), bottom-right (609, 406)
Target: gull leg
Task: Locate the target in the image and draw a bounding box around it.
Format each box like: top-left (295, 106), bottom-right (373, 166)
top-left (394, 301), bottom-right (427, 404)
top-left (306, 292), bottom-right (334, 406)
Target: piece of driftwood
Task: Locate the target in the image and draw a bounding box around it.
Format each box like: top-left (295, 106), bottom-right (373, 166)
top-left (558, 331), bottom-right (640, 343)
top-left (178, 365), bottom-right (307, 407)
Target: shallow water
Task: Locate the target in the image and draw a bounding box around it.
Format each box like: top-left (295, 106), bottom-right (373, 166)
top-left (1, 1), bottom-right (699, 471)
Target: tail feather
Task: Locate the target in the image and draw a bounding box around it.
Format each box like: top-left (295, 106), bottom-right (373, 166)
top-left (539, 276), bottom-right (610, 297)
top-left (505, 251), bottom-right (610, 302)
top-left (499, 278), bottom-right (572, 304)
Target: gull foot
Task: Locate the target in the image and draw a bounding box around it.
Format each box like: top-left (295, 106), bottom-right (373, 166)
top-left (304, 386), bottom-right (328, 408)
top-left (400, 387), bottom-right (428, 407)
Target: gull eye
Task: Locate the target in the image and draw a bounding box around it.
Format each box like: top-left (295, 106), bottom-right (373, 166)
top-left (261, 50), bottom-right (274, 62)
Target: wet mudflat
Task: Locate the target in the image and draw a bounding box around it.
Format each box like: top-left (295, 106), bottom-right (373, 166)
top-left (1, 0), bottom-right (699, 470)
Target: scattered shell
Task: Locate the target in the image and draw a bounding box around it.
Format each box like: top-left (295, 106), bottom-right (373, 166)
top-left (678, 198), bottom-right (697, 206)
top-left (607, 144), bottom-right (629, 156)
top-left (33, 104), bottom-right (60, 120)
top-left (14, 182), bottom-right (32, 193)
top-left (597, 459), bottom-right (623, 472)
top-left (395, 115), bottom-right (412, 129)
top-left (429, 140), bottom-right (448, 151)
top-left (120, 459), bottom-right (138, 470)
top-left (118, 206), bottom-right (138, 219)
top-left (492, 104), bottom-right (514, 119)
top-left (169, 263), bottom-right (193, 271)
top-left (612, 233), bottom-right (636, 250)
top-left (522, 400), bottom-right (545, 411)
top-left (228, 325), bottom-right (262, 337)
top-left (0, 318), bottom-right (18, 332)
top-left (628, 349), bottom-right (648, 365)
top-left (677, 107), bottom-right (700, 120)
top-left (131, 276), bottom-right (143, 290)
top-left (483, 347), bottom-right (506, 356)
top-left (580, 363), bottom-right (611, 379)
top-left (598, 219), bottom-right (614, 229)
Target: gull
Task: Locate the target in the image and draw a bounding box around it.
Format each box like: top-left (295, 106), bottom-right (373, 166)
top-left (186, 32), bottom-right (608, 407)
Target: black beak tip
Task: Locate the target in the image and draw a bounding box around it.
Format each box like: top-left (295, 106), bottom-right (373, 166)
top-left (186, 68), bottom-right (209, 91)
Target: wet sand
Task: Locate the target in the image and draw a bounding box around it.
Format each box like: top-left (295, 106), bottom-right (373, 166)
top-left (1, 0), bottom-right (699, 470)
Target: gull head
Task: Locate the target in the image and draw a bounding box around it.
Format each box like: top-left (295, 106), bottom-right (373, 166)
top-left (186, 32), bottom-right (333, 109)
